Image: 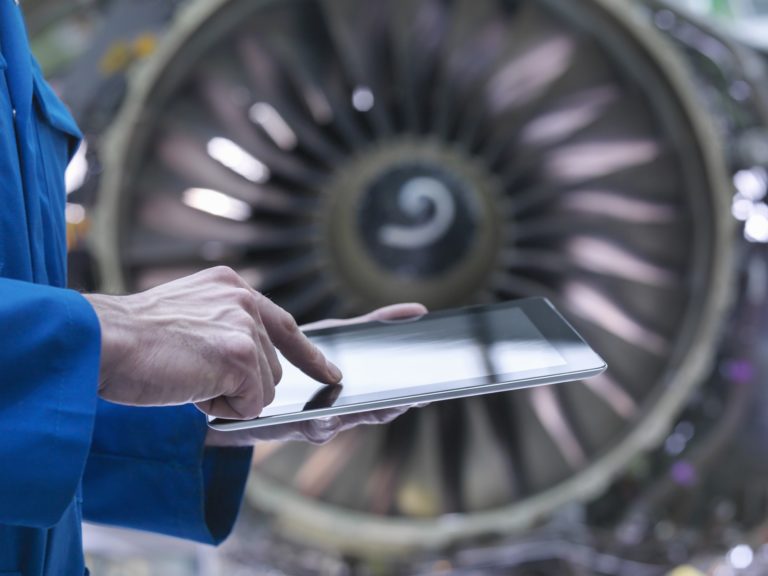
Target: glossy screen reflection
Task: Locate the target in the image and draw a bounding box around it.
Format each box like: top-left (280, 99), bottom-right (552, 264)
top-left (258, 308), bottom-right (567, 417)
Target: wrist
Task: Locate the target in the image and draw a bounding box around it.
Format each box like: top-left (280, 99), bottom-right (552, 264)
top-left (82, 293), bottom-right (136, 392)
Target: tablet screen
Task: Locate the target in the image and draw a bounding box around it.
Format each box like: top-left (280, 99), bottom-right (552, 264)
top-left (258, 305), bottom-right (568, 417)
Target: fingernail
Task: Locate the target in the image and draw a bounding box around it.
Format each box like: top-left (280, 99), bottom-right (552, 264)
top-left (327, 360), bottom-right (343, 382)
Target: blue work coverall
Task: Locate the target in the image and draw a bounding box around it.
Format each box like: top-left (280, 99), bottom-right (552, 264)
top-left (0, 4), bottom-right (252, 574)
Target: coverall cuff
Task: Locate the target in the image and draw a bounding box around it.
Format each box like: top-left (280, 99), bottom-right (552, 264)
top-left (83, 403), bottom-right (252, 545)
top-left (202, 445), bottom-right (253, 544)
top-left (0, 282), bottom-right (101, 527)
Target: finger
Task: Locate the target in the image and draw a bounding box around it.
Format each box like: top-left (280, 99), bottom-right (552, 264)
top-left (363, 303), bottom-right (428, 322)
top-left (301, 302), bottom-right (429, 331)
top-left (255, 322), bottom-right (283, 385)
top-left (301, 416), bottom-right (343, 444)
top-left (196, 396), bottom-right (249, 420)
top-left (196, 372), bottom-right (264, 419)
top-left (259, 348), bottom-right (277, 407)
top-left (233, 290), bottom-right (283, 385)
top-left (257, 296), bottom-right (342, 385)
top-left (339, 407), bottom-right (409, 428)
top-left (199, 347), bottom-right (271, 419)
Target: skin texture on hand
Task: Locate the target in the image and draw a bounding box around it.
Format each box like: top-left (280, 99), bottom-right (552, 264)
top-left (205, 302), bottom-right (429, 447)
top-left (84, 266), bottom-right (342, 420)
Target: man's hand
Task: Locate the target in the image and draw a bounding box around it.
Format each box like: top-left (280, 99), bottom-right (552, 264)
top-left (205, 302), bottom-right (429, 447)
top-left (84, 266), bottom-right (342, 419)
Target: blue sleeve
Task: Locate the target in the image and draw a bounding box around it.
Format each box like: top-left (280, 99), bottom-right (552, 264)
top-left (0, 278), bottom-right (101, 527)
top-left (82, 402), bottom-right (253, 545)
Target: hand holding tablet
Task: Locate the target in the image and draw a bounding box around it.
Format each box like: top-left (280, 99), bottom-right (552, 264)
top-left (208, 297), bottom-right (606, 432)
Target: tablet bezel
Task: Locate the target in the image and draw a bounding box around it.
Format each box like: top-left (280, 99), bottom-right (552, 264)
top-left (207, 297), bottom-right (606, 431)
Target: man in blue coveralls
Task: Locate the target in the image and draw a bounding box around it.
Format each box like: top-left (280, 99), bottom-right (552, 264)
top-left (0, 3), bottom-right (427, 574)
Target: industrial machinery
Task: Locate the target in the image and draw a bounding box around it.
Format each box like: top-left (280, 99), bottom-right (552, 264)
top-left (91, 0), bottom-right (741, 566)
top-left (23, 0), bottom-right (768, 575)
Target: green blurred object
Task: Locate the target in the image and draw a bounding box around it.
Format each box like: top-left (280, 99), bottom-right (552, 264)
top-left (24, 0), bottom-right (105, 76)
top-left (710, 0), bottom-right (734, 17)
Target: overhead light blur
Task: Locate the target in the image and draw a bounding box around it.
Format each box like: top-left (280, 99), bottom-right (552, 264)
top-left (65, 202), bottom-right (86, 225)
top-left (744, 205), bottom-right (768, 243)
top-left (733, 167), bottom-right (767, 201)
top-left (249, 102), bottom-right (298, 150)
top-left (653, 9), bottom-right (675, 30)
top-left (728, 545), bottom-right (754, 570)
top-left (207, 137), bottom-right (270, 183)
top-left (664, 432), bottom-right (687, 456)
top-left (352, 86), bottom-right (375, 112)
top-left (182, 187), bottom-right (252, 221)
top-left (732, 197), bottom-right (755, 221)
top-left (65, 140), bottom-right (88, 195)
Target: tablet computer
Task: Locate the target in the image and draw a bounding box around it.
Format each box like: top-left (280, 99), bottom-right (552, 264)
top-left (207, 297), bottom-right (606, 431)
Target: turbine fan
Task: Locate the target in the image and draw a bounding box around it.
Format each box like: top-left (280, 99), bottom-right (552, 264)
top-left (95, 0), bottom-right (734, 554)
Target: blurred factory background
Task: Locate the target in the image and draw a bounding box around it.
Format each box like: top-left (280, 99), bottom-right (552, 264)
top-left (30, 0), bottom-right (768, 573)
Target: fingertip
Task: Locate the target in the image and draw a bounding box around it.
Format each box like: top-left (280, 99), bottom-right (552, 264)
top-left (370, 302), bottom-right (428, 321)
top-left (326, 359), bottom-right (343, 383)
top-left (408, 302), bottom-right (429, 315)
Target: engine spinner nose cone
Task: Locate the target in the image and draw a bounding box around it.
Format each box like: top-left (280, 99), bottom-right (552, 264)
top-left (322, 139), bottom-right (505, 311)
top-left (359, 164), bottom-right (483, 277)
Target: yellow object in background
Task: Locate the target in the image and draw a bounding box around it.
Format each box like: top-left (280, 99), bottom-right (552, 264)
top-left (667, 566), bottom-right (705, 576)
top-left (66, 214), bottom-right (90, 252)
top-left (100, 33), bottom-right (158, 75)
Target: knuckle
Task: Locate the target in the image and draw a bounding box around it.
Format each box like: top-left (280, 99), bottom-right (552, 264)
top-left (264, 383), bottom-right (276, 406)
top-left (273, 360), bottom-right (283, 384)
top-left (247, 403), bottom-right (264, 419)
top-left (212, 265), bottom-right (238, 283)
top-left (233, 287), bottom-right (254, 309)
top-left (225, 334), bottom-right (255, 363)
top-left (236, 390), bottom-right (263, 419)
top-left (241, 314), bottom-right (258, 335)
top-left (241, 405), bottom-right (262, 420)
top-left (279, 311), bottom-right (299, 337)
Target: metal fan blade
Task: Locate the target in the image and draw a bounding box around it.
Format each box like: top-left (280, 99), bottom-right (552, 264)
top-left (437, 400), bottom-right (468, 513)
top-left (273, 273), bottom-right (336, 321)
top-left (260, 4), bottom-right (370, 149)
top-left (195, 70), bottom-right (330, 187)
top-left (562, 281), bottom-right (669, 355)
top-left (558, 190), bottom-right (679, 224)
top-left (502, 239), bottom-right (679, 288)
top-left (366, 410), bottom-right (420, 515)
top-left (581, 372), bottom-right (638, 421)
top-left (389, 0), bottom-right (448, 132)
top-left (137, 193), bottom-right (315, 248)
top-left (518, 86), bottom-right (620, 148)
top-left (395, 407), bottom-right (447, 517)
top-left (529, 385), bottom-right (587, 470)
top-left (156, 131), bottom-right (318, 217)
top-left (237, 36), bottom-right (347, 166)
top-left (318, 0), bottom-right (394, 136)
top-left (460, 398), bottom-right (516, 510)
